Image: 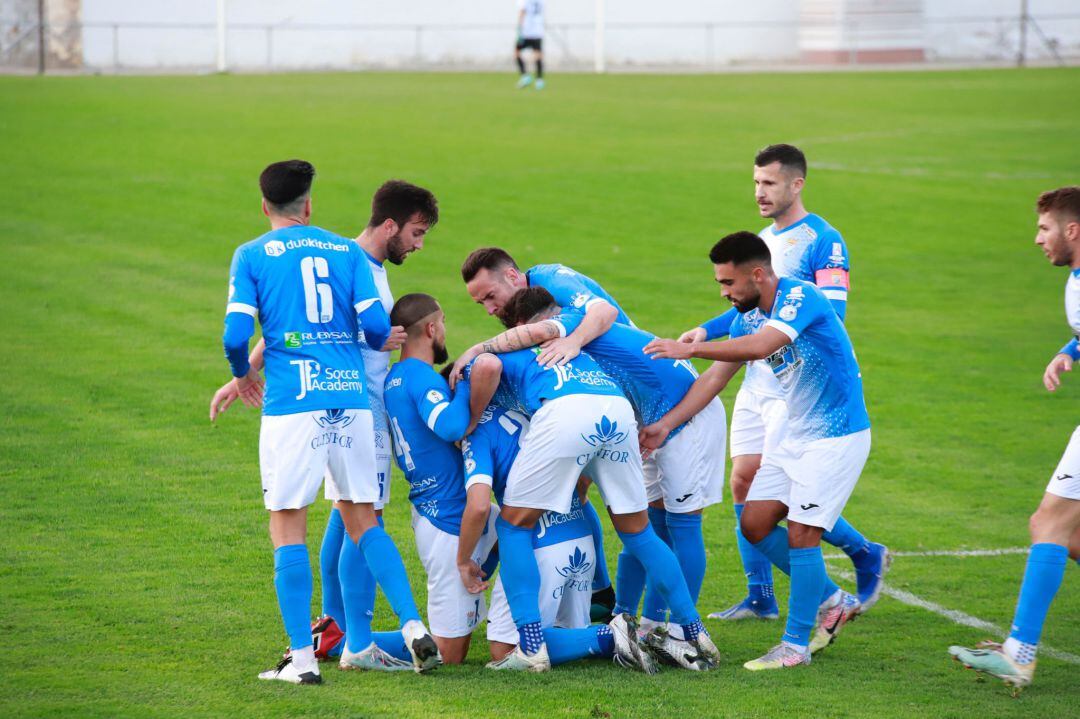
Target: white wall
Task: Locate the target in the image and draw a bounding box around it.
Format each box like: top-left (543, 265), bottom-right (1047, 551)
top-left (71, 0), bottom-right (1080, 70)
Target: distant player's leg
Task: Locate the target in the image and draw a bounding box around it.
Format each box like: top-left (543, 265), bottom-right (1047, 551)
top-left (950, 437), bottom-right (1080, 689)
top-left (515, 40), bottom-right (533, 88)
top-left (534, 44), bottom-right (545, 90)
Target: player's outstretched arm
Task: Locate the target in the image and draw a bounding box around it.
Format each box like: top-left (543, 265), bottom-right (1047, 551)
top-left (644, 326), bottom-right (789, 363)
top-left (639, 360), bottom-right (740, 452)
top-left (537, 301), bottom-right (618, 367)
top-left (448, 323), bottom-right (555, 388)
top-left (457, 483), bottom-right (493, 593)
top-left (684, 307), bottom-right (738, 343)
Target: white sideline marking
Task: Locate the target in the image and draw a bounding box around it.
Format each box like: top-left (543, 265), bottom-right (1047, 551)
top-left (823, 547), bottom-right (1029, 560)
top-left (828, 566), bottom-right (1080, 666)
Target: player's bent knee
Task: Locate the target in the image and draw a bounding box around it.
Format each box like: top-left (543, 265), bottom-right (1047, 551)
top-left (435, 635), bottom-right (472, 665)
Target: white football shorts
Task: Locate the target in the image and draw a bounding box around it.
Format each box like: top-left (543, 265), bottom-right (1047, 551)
top-left (728, 388), bottom-right (789, 459)
top-left (486, 533), bottom-right (597, 645)
top-left (259, 408), bottom-right (378, 511)
top-left (412, 505), bottom-right (500, 639)
top-left (747, 429), bottom-right (871, 531)
top-left (1047, 425), bottom-right (1080, 500)
top-left (644, 398), bottom-right (727, 513)
top-left (503, 394), bottom-right (647, 516)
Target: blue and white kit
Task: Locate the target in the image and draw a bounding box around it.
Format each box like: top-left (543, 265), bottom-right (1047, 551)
top-left (733, 277), bottom-right (871, 529)
top-left (222, 225), bottom-right (391, 511)
top-left (1048, 268), bottom-right (1080, 501)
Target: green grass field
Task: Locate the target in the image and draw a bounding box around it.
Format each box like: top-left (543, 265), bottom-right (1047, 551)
top-left (2, 68), bottom-right (1079, 717)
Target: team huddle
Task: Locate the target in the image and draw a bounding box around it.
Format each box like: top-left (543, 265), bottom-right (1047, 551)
top-left (213, 147), bottom-right (1080, 691)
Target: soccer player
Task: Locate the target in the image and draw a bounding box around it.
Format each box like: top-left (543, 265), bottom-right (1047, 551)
top-left (462, 285), bottom-right (726, 646)
top-left (210, 180), bottom-right (439, 663)
top-left (678, 144), bottom-right (889, 620)
top-left (450, 363), bottom-right (654, 672)
top-left (462, 333), bottom-right (719, 672)
top-left (221, 160), bottom-right (437, 683)
top-left (515, 0), bottom-right (545, 90)
top-left (381, 294), bottom-right (500, 665)
top-left (948, 187), bottom-right (1080, 691)
top-left (644, 231), bottom-right (869, 670)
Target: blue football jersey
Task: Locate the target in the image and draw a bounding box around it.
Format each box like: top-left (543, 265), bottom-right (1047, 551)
top-left (551, 312), bottom-right (697, 435)
top-left (526, 263), bottom-right (633, 325)
top-left (485, 347), bottom-right (622, 417)
top-left (461, 405), bottom-right (590, 549)
top-left (731, 277), bottom-right (869, 442)
top-left (383, 358), bottom-right (468, 535)
top-left (225, 225), bottom-right (386, 416)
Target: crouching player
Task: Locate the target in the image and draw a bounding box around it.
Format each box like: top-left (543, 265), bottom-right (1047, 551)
top-left (452, 385), bottom-right (653, 672)
top-left (949, 187), bottom-right (1080, 691)
top-left (644, 231), bottom-right (869, 670)
top-left (221, 160), bottom-right (437, 683)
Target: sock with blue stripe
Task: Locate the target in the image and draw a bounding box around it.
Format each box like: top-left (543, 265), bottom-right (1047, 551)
top-left (641, 506), bottom-right (673, 622)
top-left (358, 524), bottom-right (421, 626)
top-left (543, 626), bottom-right (615, 665)
top-left (583, 500), bottom-right (612, 591)
top-left (667, 512), bottom-right (706, 603)
top-left (319, 508), bottom-right (348, 633)
top-left (752, 525), bottom-right (841, 604)
top-left (495, 515), bottom-right (545, 655)
top-left (1005, 542), bottom-right (1069, 663)
top-left (273, 544), bottom-right (314, 650)
top-left (617, 525), bottom-right (699, 627)
top-left (783, 546), bottom-right (827, 648)
top-left (822, 515), bottom-right (871, 565)
top-left (734, 504), bottom-right (775, 599)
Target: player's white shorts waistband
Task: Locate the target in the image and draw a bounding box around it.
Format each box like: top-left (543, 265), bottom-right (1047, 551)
top-left (259, 408), bottom-right (378, 511)
top-left (1047, 425), bottom-right (1080, 501)
top-left (729, 388), bottom-right (788, 459)
top-left (412, 505), bottom-right (499, 639)
top-left (644, 398), bottom-right (727, 512)
top-left (746, 429), bottom-right (871, 531)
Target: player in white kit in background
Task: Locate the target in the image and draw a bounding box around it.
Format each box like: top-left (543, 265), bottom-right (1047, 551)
top-left (515, 0), bottom-right (546, 90)
top-left (949, 186), bottom-right (1080, 692)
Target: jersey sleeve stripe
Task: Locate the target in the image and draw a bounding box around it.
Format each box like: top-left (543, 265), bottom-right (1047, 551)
top-left (583, 298), bottom-right (611, 312)
top-left (550, 319), bottom-right (568, 338)
top-left (465, 473), bottom-right (494, 489)
top-left (766, 318), bottom-right (799, 341)
top-left (822, 289), bottom-right (848, 301)
top-left (425, 401), bottom-right (451, 431)
top-left (226, 302), bottom-right (257, 317)
top-left (354, 298), bottom-right (379, 314)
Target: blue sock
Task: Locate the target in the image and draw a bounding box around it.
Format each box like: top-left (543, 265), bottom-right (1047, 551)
top-left (1009, 543), bottom-right (1069, 645)
top-left (583, 501), bottom-right (612, 591)
top-left (273, 544), bottom-right (313, 650)
top-left (667, 512), bottom-right (706, 603)
top-left (319, 508), bottom-right (348, 632)
top-left (734, 504), bottom-right (774, 597)
top-left (822, 515), bottom-right (871, 564)
top-left (617, 526), bottom-right (698, 626)
top-left (373, 630), bottom-right (412, 662)
top-left (752, 525), bottom-right (841, 603)
top-left (495, 515), bottom-right (544, 654)
top-left (784, 547), bottom-right (827, 648)
top-left (543, 626), bottom-right (615, 665)
top-left (358, 525), bottom-right (421, 626)
top-left (339, 530), bottom-right (376, 652)
top-left (613, 548), bottom-right (645, 616)
top-left (641, 506), bottom-right (672, 622)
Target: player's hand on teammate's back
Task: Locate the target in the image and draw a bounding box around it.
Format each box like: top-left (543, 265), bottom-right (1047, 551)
top-left (235, 369), bottom-right (265, 408)
top-left (678, 327), bottom-right (707, 344)
top-left (458, 559), bottom-right (488, 593)
top-left (1044, 353), bottom-right (1073, 391)
top-left (536, 336), bottom-right (581, 367)
top-left (643, 337), bottom-right (693, 360)
top-left (639, 420), bottom-right (672, 455)
top-left (380, 325), bottom-right (408, 352)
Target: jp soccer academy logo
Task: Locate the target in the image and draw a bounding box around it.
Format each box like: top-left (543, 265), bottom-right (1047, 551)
top-left (581, 416), bottom-right (627, 447)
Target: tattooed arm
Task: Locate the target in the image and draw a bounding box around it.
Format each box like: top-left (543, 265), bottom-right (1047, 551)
top-left (448, 320), bottom-right (561, 388)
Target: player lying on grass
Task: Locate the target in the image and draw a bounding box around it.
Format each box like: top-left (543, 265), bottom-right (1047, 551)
top-left (454, 318), bottom-right (720, 672)
top-left (221, 160), bottom-right (437, 684)
top-left (678, 144), bottom-right (889, 621)
top-left (644, 231), bottom-right (869, 671)
top-left (454, 285), bottom-right (726, 651)
top-left (949, 186), bottom-right (1080, 692)
top-left (443, 362), bottom-right (654, 673)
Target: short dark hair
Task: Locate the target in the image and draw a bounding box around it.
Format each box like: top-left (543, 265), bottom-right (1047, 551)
top-left (754, 144), bottom-right (807, 178)
top-left (501, 287), bottom-right (558, 328)
top-left (389, 292), bottom-right (441, 330)
top-left (461, 247), bottom-right (519, 282)
top-left (260, 159), bottom-right (315, 212)
top-left (368, 180), bottom-right (439, 230)
top-left (1037, 186), bottom-right (1080, 224)
top-left (709, 231), bottom-right (772, 266)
